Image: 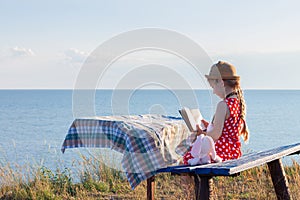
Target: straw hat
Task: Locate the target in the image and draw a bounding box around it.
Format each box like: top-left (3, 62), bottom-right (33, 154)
top-left (205, 61), bottom-right (240, 80)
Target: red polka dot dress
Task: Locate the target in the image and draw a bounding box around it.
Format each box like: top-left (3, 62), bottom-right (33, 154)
top-left (215, 97), bottom-right (243, 161)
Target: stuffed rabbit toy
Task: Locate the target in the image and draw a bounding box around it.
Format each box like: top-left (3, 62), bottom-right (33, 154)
top-left (188, 134), bottom-right (222, 165)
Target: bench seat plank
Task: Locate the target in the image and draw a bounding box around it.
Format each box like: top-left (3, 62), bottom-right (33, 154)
top-left (157, 142), bottom-right (300, 176)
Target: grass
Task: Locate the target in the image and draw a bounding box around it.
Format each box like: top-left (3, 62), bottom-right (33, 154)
top-left (0, 157), bottom-right (300, 200)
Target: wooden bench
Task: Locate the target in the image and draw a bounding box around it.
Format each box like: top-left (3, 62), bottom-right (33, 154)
top-left (146, 142), bottom-right (300, 200)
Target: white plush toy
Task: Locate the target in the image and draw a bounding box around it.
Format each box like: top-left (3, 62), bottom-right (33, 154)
top-left (188, 134), bottom-right (222, 165)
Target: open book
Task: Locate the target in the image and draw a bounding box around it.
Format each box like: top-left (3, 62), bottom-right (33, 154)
top-left (179, 107), bottom-right (206, 132)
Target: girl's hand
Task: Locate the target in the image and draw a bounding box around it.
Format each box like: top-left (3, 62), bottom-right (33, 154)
top-left (201, 119), bottom-right (209, 128)
top-left (196, 124), bottom-right (206, 136)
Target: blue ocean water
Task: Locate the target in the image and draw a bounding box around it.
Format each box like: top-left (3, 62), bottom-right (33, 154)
top-left (0, 90), bottom-right (300, 171)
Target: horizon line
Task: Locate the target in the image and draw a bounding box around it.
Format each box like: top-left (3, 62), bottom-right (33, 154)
top-left (0, 88), bottom-right (300, 91)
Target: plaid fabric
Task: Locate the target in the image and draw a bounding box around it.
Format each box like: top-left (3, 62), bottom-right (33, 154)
top-left (61, 114), bottom-right (191, 189)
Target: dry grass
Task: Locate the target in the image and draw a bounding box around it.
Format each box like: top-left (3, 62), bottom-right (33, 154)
top-left (0, 158), bottom-right (300, 200)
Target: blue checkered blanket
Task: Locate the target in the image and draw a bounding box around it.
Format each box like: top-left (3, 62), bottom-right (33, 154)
top-left (61, 114), bottom-right (194, 189)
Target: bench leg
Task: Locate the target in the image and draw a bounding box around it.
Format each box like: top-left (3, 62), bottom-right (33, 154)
top-left (267, 159), bottom-right (292, 200)
top-left (194, 175), bottom-right (213, 200)
top-left (147, 176), bottom-right (155, 200)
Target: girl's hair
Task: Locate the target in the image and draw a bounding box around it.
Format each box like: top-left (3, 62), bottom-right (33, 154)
top-left (223, 79), bottom-right (250, 142)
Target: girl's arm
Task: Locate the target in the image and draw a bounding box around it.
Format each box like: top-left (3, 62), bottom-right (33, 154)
top-left (206, 101), bottom-right (228, 141)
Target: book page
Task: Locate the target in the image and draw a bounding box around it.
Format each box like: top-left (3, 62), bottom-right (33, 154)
top-left (179, 107), bottom-right (206, 131)
top-left (190, 109), bottom-right (206, 130)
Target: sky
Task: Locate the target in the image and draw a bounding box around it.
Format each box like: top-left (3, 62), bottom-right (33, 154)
top-left (0, 0), bottom-right (300, 89)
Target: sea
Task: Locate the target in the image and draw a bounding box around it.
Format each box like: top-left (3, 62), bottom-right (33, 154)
top-left (1, 89), bottom-right (300, 173)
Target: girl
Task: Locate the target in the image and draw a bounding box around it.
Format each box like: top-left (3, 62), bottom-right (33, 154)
top-left (183, 61), bottom-right (249, 164)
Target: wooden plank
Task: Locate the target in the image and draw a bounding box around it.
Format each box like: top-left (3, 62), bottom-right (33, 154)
top-left (194, 175), bottom-right (213, 200)
top-left (157, 165), bottom-right (192, 173)
top-left (194, 175), bottom-right (201, 199)
top-left (147, 176), bottom-right (155, 200)
top-left (267, 159), bottom-right (291, 200)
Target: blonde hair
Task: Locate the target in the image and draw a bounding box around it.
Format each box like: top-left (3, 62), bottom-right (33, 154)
top-left (223, 79), bottom-right (250, 142)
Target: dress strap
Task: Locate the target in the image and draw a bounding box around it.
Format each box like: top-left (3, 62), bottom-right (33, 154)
top-left (225, 91), bottom-right (237, 99)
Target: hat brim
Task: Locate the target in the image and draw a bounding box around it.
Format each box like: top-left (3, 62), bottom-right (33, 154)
top-left (205, 74), bottom-right (240, 80)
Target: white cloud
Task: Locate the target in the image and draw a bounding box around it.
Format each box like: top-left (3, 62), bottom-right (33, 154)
top-left (10, 46), bottom-right (36, 57)
top-left (64, 48), bottom-right (88, 64)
